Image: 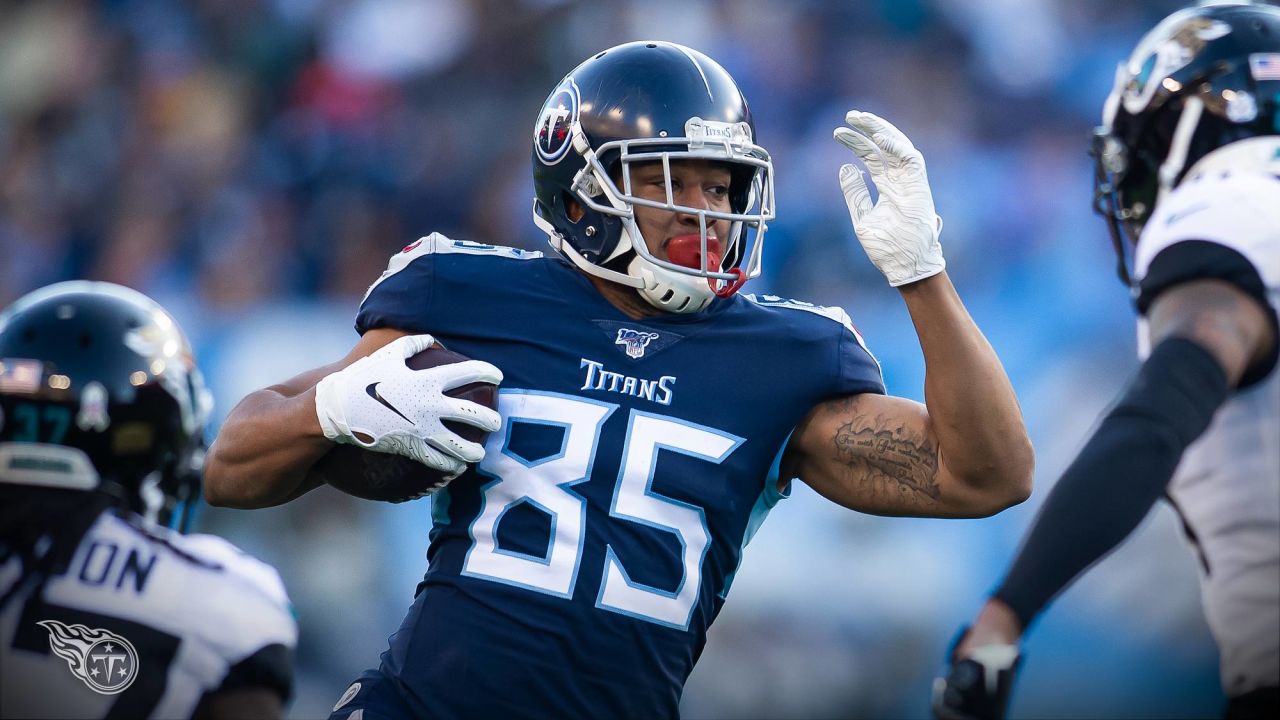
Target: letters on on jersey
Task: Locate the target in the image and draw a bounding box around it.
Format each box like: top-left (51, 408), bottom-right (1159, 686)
top-left (579, 358), bottom-right (677, 405)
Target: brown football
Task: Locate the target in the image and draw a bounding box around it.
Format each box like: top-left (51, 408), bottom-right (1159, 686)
top-left (311, 344), bottom-right (499, 503)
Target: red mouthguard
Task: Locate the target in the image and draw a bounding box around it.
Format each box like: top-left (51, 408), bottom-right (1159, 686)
top-left (666, 235), bottom-right (722, 272)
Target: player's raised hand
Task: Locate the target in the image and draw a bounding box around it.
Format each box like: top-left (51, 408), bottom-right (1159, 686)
top-left (314, 334), bottom-right (503, 478)
top-left (834, 110), bottom-right (945, 287)
top-left (932, 630), bottom-right (1022, 720)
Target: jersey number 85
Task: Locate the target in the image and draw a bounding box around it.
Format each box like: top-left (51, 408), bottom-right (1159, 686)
top-left (461, 390), bottom-right (742, 630)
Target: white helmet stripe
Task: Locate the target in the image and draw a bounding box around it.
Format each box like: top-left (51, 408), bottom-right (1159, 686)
top-left (669, 42), bottom-right (715, 102)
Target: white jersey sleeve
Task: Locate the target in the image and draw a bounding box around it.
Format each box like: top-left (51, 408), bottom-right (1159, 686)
top-left (1135, 171), bottom-right (1280, 292)
top-left (1132, 171), bottom-right (1280, 367)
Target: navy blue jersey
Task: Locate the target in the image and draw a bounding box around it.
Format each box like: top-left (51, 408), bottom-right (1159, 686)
top-left (345, 234), bottom-right (884, 719)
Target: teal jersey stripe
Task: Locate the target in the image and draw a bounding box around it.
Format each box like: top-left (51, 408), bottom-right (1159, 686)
top-left (719, 435), bottom-right (793, 599)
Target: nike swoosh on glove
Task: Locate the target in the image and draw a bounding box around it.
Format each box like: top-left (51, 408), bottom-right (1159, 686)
top-left (314, 334), bottom-right (503, 479)
top-left (834, 110), bottom-right (945, 287)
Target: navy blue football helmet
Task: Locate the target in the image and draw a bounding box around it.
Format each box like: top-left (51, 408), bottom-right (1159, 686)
top-left (1092, 1), bottom-right (1280, 283)
top-left (0, 282), bottom-right (211, 530)
top-left (532, 41), bottom-right (774, 313)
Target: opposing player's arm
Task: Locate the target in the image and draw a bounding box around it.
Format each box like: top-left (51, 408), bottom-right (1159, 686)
top-left (953, 263), bottom-right (1276, 660)
top-left (204, 327), bottom-right (410, 509)
top-left (190, 636), bottom-right (294, 720)
top-left (783, 273), bottom-right (1034, 518)
top-left (1146, 277), bottom-right (1275, 384)
top-left (192, 687), bottom-right (284, 720)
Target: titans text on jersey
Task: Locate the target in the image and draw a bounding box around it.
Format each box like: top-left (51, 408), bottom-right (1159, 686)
top-left (578, 358), bottom-right (677, 405)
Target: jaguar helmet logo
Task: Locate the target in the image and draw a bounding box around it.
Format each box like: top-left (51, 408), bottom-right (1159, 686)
top-left (1122, 16), bottom-right (1232, 115)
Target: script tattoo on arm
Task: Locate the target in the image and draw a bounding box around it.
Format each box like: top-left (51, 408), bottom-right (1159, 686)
top-left (832, 411), bottom-right (941, 502)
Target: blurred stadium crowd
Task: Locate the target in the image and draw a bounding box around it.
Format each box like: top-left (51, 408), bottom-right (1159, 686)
top-left (0, 0), bottom-right (1225, 717)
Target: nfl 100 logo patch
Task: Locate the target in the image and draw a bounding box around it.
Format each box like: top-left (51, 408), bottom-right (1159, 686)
top-left (592, 320), bottom-right (683, 360)
top-left (615, 328), bottom-right (660, 359)
top-left (38, 619), bottom-right (139, 695)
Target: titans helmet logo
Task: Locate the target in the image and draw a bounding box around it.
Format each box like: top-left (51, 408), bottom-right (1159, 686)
top-left (615, 328), bottom-right (660, 359)
top-left (38, 620), bottom-right (139, 695)
top-left (535, 78), bottom-right (580, 166)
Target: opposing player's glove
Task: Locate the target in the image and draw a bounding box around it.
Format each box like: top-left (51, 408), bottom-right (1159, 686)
top-left (931, 629), bottom-right (1022, 720)
top-left (314, 334), bottom-right (503, 479)
top-left (834, 110), bottom-right (945, 287)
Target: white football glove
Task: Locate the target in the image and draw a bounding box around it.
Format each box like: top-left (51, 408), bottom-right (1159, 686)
top-left (834, 110), bottom-right (945, 287)
top-left (314, 334), bottom-right (503, 479)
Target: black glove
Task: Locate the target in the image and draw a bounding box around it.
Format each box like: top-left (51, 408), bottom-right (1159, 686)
top-left (931, 628), bottom-right (1022, 720)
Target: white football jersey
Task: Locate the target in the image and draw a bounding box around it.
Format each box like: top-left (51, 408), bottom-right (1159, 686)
top-left (0, 510), bottom-right (297, 719)
top-left (1134, 167), bottom-right (1280, 697)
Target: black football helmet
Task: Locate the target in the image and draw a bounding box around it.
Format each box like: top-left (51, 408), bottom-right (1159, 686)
top-left (1092, 1), bottom-right (1280, 284)
top-left (0, 282), bottom-right (211, 530)
top-left (532, 41), bottom-right (775, 313)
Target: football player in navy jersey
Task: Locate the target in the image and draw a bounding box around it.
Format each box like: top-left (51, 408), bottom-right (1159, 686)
top-left (934, 4), bottom-right (1280, 720)
top-left (205, 41), bottom-right (1034, 719)
top-left (0, 282), bottom-right (297, 719)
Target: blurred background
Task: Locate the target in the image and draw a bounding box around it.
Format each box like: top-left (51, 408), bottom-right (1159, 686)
top-left (0, 0), bottom-right (1228, 717)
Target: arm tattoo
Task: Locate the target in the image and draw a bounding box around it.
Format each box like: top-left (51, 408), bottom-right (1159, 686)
top-left (833, 413), bottom-right (940, 501)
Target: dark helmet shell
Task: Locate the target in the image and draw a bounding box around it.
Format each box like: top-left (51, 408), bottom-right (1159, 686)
top-left (0, 281), bottom-right (209, 527)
